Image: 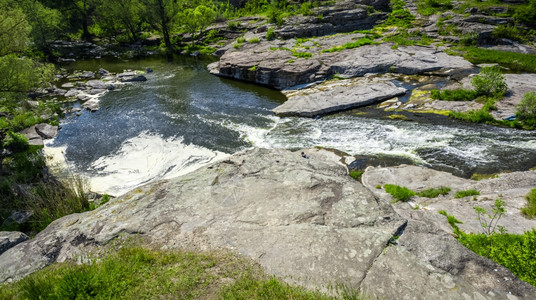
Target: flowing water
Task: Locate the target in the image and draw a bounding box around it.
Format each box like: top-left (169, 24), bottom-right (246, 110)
top-left (45, 56), bottom-right (536, 196)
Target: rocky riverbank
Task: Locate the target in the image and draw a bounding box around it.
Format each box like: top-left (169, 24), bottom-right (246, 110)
top-left (1, 148), bottom-right (535, 299)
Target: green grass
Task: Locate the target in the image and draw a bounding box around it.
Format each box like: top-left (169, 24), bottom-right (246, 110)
top-left (460, 47), bottom-right (536, 73)
top-left (417, 187), bottom-right (451, 198)
top-left (454, 189), bottom-right (480, 199)
top-left (430, 89), bottom-right (478, 101)
top-left (416, 0), bottom-right (452, 16)
top-left (449, 109), bottom-right (495, 124)
top-left (0, 246), bottom-right (367, 300)
top-left (321, 38), bottom-right (379, 53)
top-left (249, 37), bottom-right (260, 43)
top-left (384, 184), bottom-right (416, 202)
top-left (521, 188), bottom-right (536, 219)
top-left (349, 170), bottom-right (364, 181)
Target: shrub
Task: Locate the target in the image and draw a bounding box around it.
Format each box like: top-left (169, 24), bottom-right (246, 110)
top-left (457, 230), bottom-right (536, 287)
top-left (265, 27), bottom-right (276, 41)
top-left (430, 89), bottom-right (478, 101)
top-left (417, 187), bottom-right (451, 198)
top-left (454, 189), bottom-right (480, 198)
top-left (449, 109), bottom-right (495, 123)
top-left (516, 92), bottom-right (536, 125)
top-left (492, 25), bottom-right (526, 43)
top-left (521, 188), bottom-right (536, 218)
top-left (3, 131), bottom-right (29, 153)
top-left (227, 20), bottom-right (239, 30)
top-left (471, 66), bottom-right (507, 97)
top-left (384, 184), bottom-right (416, 202)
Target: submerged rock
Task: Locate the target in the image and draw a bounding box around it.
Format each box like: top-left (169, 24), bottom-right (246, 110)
top-left (0, 149), bottom-right (534, 299)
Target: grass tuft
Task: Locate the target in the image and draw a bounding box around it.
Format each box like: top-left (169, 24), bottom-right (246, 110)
top-left (417, 187), bottom-right (451, 198)
top-left (521, 188), bottom-right (536, 219)
top-left (384, 184), bottom-right (416, 202)
top-left (454, 189), bottom-right (480, 199)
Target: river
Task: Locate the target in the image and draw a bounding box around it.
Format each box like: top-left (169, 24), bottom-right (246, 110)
top-left (44, 56), bottom-right (536, 196)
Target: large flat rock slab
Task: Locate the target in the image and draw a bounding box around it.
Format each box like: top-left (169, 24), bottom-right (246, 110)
top-left (210, 35), bottom-right (475, 90)
top-left (1, 150), bottom-right (535, 298)
top-left (0, 148), bottom-right (404, 289)
top-left (274, 75), bottom-right (408, 117)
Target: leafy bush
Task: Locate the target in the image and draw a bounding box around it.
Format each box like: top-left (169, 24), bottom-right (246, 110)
top-left (3, 131), bottom-right (29, 152)
top-left (462, 47), bottom-right (536, 73)
top-left (265, 27), bottom-right (276, 41)
top-left (492, 25), bottom-right (527, 43)
top-left (521, 188), bottom-right (536, 218)
top-left (449, 109), bottom-right (495, 123)
top-left (471, 66), bottom-right (507, 97)
top-left (430, 89), bottom-right (478, 101)
top-left (458, 230), bottom-right (536, 287)
top-left (384, 184), bottom-right (416, 202)
top-left (516, 92), bottom-right (536, 125)
top-left (514, 0), bottom-right (536, 26)
top-left (474, 198), bottom-right (507, 235)
top-left (417, 187), bottom-right (451, 198)
top-left (454, 189), bottom-right (480, 199)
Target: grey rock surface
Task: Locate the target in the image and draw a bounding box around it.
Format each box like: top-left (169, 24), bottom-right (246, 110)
top-left (35, 123), bottom-right (58, 139)
top-left (1, 149), bottom-right (535, 299)
top-left (19, 126), bottom-right (44, 146)
top-left (362, 165), bottom-right (536, 235)
top-left (212, 39), bottom-right (474, 90)
top-left (275, 75), bottom-right (407, 117)
top-left (0, 232), bottom-right (29, 256)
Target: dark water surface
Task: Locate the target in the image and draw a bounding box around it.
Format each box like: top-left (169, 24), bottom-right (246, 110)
top-left (46, 56), bottom-right (536, 195)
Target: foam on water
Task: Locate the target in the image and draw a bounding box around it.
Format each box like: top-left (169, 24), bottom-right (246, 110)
top-left (86, 131), bottom-right (227, 196)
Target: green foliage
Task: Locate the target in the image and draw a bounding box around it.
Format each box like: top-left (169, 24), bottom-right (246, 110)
top-left (438, 210), bottom-right (463, 236)
top-left (521, 188), bottom-right (536, 219)
top-left (0, 246), bottom-right (366, 299)
top-left (18, 0), bottom-right (63, 54)
top-left (430, 89), bottom-right (478, 101)
top-left (182, 5), bottom-right (217, 43)
top-left (449, 109), bottom-right (495, 124)
top-left (0, 1), bottom-right (31, 56)
top-left (227, 20), bottom-right (239, 30)
top-left (416, 0), bottom-right (452, 16)
top-left (383, 0), bottom-right (415, 28)
top-left (249, 65), bottom-right (257, 71)
top-left (471, 66), bottom-right (507, 98)
top-left (383, 31), bottom-right (432, 46)
top-left (492, 25), bottom-right (527, 43)
top-left (516, 92), bottom-right (536, 126)
top-left (293, 51), bottom-right (312, 59)
top-left (96, 0), bottom-right (145, 43)
top-left (514, 0), bottom-right (536, 26)
top-left (461, 47), bottom-right (536, 73)
top-left (349, 170), bottom-right (364, 181)
top-left (321, 38), bottom-right (378, 53)
top-left (265, 27), bottom-right (276, 41)
top-left (101, 194), bottom-right (111, 205)
top-left (0, 55), bottom-right (55, 93)
top-left (24, 176), bottom-right (90, 233)
top-left (384, 184), bottom-right (416, 202)
top-left (249, 37), bottom-right (260, 43)
top-left (474, 198), bottom-right (507, 235)
top-left (236, 36), bottom-right (246, 44)
top-left (454, 189), bottom-right (480, 199)
top-left (457, 230), bottom-right (536, 287)
top-left (417, 187), bottom-right (451, 198)
top-left (2, 131), bottom-right (29, 153)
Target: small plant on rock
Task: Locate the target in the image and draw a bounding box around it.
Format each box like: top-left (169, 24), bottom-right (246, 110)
top-left (454, 189), bottom-right (480, 199)
top-left (265, 28), bottom-right (276, 41)
top-left (471, 66), bottom-right (507, 98)
top-left (384, 184), bottom-right (416, 202)
top-left (474, 198), bottom-right (507, 235)
top-left (516, 91), bottom-right (536, 126)
top-left (521, 188), bottom-right (536, 219)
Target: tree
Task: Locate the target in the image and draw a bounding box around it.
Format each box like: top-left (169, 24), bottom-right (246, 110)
top-left (141, 0), bottom-right (182, 51)
top-left (0, 0), bottom-right (31, 56)
top-left (97, 0), bottom-right (144, 43)
top-left (181, 4), bottom-right (216, 44)
top-left (18, 0), bottom-right (63, 56)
